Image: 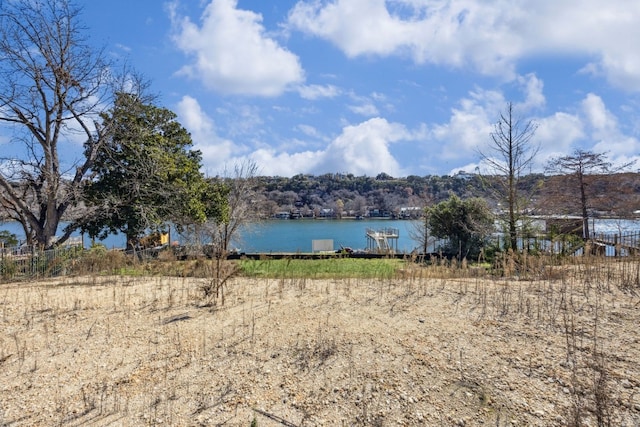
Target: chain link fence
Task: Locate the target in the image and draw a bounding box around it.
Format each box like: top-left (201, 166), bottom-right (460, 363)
top-left (0, 243), bottom-right (87, 281)
top-left (0, 239), bottom-right (181, 282)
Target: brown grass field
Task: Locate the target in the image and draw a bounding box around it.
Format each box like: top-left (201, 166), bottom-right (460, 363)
top-left (1, 258), bottom-right (640, 426)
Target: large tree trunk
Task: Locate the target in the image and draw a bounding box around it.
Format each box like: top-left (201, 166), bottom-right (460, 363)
top-left (579, 173), bottom-right (590, 239)
top-left (0, 0), bottom-right (116, 249)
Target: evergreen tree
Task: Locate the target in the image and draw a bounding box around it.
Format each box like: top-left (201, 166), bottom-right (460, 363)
top-left (81, 93), bottom-right (227, 248)
top-left (428, 195), bottom-right (494, 260)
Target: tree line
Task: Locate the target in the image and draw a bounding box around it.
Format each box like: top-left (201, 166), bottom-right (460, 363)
top-left (250, 171), bottom-right (638, 219)
top-left (0, 0), bottom-right (637, 259)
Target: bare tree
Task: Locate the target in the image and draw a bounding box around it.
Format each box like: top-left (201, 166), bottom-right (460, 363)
top-left (407, 194), bottom-right (433, 254)
top-left (180, 161), bottom-right (260, 306)
top-left (546, 149), bottom-right (635, 239)
top-left (178, 160), bottom-right (261, 252)
top-left (479, 102), bottom-right (539, 251)
top-left (408, 207), bottom-right (431, 254)
top-left (0, 0), bottom-right (118, 248)
top-left (216, 161), bottom-right (261, 253)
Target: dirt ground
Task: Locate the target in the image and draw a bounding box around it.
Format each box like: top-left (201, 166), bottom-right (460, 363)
top-left (1, 264), bottom-right (640, 426)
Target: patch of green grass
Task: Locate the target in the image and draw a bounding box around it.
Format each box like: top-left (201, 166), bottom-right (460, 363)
top-left (238, 257), bottom-right (403, 279)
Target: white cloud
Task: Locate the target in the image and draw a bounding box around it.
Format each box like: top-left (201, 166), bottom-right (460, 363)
top-left (598, 50), bottom-right (640, 91)
top-left (296, 124), bottom-right (325, 140)
top-left (171, 0), bottom-right (304, 96)
top-left (172, 95), bottom-right (414, 176)
top-left (286, 0), bottom-right (524, 78)
top-left (175, 95), bottom-right (237, 175)
top-left (429, 88), bottom-right (504, 161)
top-left (289, 0), bottom-right (421, 57)
top-left (346, 92), bottom-right (384, 117)
top-left (241, 118), bottom-right (414, 176)
top-left (423, 78), bottom-right (575, 173)
top-left (445, 90), bottom-right (639, 173)
top-left (177, 96), bottom-right (215, 138)
top-left (581, 93), bottom-right (640, 162)
top-left (348, 102), bottom-right (379, 117)
top-left (581, 94), bottom-right (616, 135)
top-left (535, 112), bottom-right (584, 163)
top-left (287, 0), bottom-right (640, 91)
top-left (225, 105), bottom-right (265, 138)
top-left (114, 43), bottom-right (131, 53)
top-left (517, 73), bottom-right (546, 112)
top-left (315, 118), bottom-right (408, 175)
top-left (297, 84), bottom-right (341, 100)
top-left (248, 149), bottom-right (323, 176)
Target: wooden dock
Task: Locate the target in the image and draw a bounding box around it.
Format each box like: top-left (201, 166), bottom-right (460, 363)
top-left (365, 227), bottom-right (400, 253)
top-left (591, 231), bottom-right (640, 256)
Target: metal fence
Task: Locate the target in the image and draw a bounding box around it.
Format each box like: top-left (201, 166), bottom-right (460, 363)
top-left (0, 244), bottom-right (84, 281)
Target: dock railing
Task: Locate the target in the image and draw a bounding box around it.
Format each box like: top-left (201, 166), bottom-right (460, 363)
top-left (365, 227), bottom-right (400, 253)
top-left (591, 231), bottom-right (640, 256)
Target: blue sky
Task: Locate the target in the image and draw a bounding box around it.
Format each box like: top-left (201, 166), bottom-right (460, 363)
top-left (23, 1), bottom-right (640, 176)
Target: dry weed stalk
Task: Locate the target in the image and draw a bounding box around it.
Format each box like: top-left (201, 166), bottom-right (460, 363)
top-left (200, 257), bottom-right (239, 307)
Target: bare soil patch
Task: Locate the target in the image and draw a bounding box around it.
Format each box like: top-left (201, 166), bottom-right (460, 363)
top-left (1, 266), bottom-right (639, 426)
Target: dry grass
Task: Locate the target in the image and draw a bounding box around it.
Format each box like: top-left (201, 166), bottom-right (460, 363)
top-left (0, 257), bottom-right (639, 426)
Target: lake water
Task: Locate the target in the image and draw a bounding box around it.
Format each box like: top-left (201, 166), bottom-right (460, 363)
top-left (234, 219), bottom-right (420, 253)
top-left (0, 219), bottom-right (422, 252)
top-left (1, 218), bottom-right (639, 253)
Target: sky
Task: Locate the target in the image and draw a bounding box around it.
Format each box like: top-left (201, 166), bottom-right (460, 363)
top-left (10, 0), bottom-right (640, 177)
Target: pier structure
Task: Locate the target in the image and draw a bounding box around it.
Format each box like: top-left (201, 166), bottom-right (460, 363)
top-left (591, 231), bottom-right (640, 256)
top-left (365, 227), bottom-right (399, 253)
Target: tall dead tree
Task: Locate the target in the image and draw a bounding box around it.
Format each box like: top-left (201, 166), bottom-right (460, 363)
top-left (546, 149), bottom-right (635, 239)
top-left (479, 102), bottom-right (539, 251)
top-left (0, 0), bottom-right (118, 248)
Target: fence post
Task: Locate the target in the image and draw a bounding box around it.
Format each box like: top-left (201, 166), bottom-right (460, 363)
top-left (31, 245), bottom-right (35, 276)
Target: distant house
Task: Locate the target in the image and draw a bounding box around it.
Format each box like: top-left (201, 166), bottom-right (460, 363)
top-left (367, 208), bottom-right (391, 218)
top-left (319, 208), bottom-right (335, 218)
top-left (398, 207), bottom-right (423, 219)
top-left (454, 170), bottom-right (476, 180)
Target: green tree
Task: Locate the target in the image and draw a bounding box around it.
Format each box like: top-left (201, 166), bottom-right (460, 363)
top-left (80, 93), bottom-right (227, 248)
top-left (479, 102), bottom-right (539, 251)
top-left (427, 195), bottom-right (494, 260)
top-left (0, 230), bottom-right (18, 247)
top-left (0, 0), bottom-right (117, 248)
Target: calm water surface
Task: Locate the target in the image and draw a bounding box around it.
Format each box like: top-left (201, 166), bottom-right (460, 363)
top-left (0, 218), bottom-right (421, 251)
top-left (235, 219), bottom-right (420, 253)
top-left (1, 218), bottom-right (639, 253)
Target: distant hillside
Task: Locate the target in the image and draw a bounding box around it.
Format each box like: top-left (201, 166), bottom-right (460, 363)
top-left (2, 172), bottom-right (637, 224)
top-left (248, 172), bottom-right (640, 219)
top-left (532, 172), bottom-right (640, 217)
